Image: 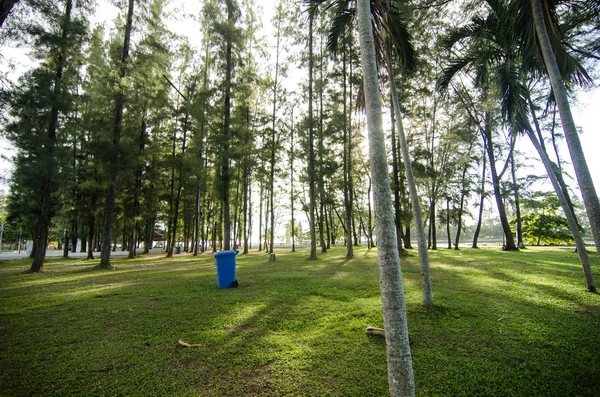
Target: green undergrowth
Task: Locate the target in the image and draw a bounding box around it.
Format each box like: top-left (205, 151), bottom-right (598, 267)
top-left (0, 247), bottom-right (599, 396)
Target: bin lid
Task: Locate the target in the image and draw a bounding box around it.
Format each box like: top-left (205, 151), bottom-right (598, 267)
top-left (214, 249), bottom-right (239, 257)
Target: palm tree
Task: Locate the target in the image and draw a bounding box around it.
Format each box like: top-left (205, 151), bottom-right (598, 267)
top-left (308, 0), bottom-right (434, 308)
top-left (356, 1), bottom-right (416, 395)
top-left (441, 0), bottom-right (596, 291)
top-left (438, 0), bottom-right (519, 251)
top-left (514, 0), bottom-right (600, 264)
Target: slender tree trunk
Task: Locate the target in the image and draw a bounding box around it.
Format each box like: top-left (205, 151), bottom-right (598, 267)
top-left (62, 229), bottom-right (69, 258)
top-left (454, 143), bottom-right (471, 250)
top-left (528, 131), bottom-right (596, 291)
top-left (483, 112), bottom-right (517, 250)
top-left (429, 200), bottom-right (437, 250)
top-left (390, 97), bottom-right (405, 255)
top-left (30, 0), bottom-right (73, 272)
top-left (510, 149), bottom-right (525, 248)
top-left (308, 13), bottom-right (317, 260)
top-left (318, 31), bottom-right (327, 255)
top-left (367, 176), bottom-right (374, 248)
top-left (99, 0), bottom-right (134, 269)
top-left (268, 14), bottom-right (281, 260)
top-left (221, 0), bottom-right (235, 251)
top-left (445, 198), bottom-right (452, 249)
top-left (343, 39), bottom-right (353, 258)
top-left (472, 146), bottom-right (487, 248)
top-left (531, 0), bottom-right (600, 263)
top-left (290, 110), bottom-right (296, 253)
top-left (528, 101), bottom-right (596, 291)
top-left (258, 180), bottom-right (263, 251)
top-left (87, 209), bottom-right (95, 259)
top-left (386, 45), bottom-right (433, 308)
top-left (357, 1), bottom-right (415, 394)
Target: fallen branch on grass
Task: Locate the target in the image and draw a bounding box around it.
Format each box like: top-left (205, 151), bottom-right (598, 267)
top-left (366, 327), bottom-right (385, 337)
top-left (178, 339), bottom-right (202, 348)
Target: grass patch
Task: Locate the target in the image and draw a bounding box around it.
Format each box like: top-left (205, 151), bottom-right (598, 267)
top-left (1, 247), bottom-right (599, 396)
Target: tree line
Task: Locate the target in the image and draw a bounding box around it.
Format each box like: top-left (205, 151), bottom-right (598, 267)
top-left (0, 0), bottom-right (599, 275)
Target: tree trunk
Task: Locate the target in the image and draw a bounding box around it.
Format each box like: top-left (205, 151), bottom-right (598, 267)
top-left (510, 148), bottom-right (525, 248)
top-left (221, 0), bottom-right (235, 251)
top-left (356, 1), bottom-right (415, 394)
top-left (307, 12), bottom-right (318, 260)
top-left (531, 0), bottom-right (600, 263)
top-left (390, 97), bottom-right (405, 255)
top-left (472, 146), bottom-right (487, 248)
top-left (454, 143), bottom-right (471, 250)
top-left (446, 198), bottom-right (452, 249)
top-left (290, 110), bottom-right (296, 253)
top-left (343, 39), bottom-right (353, 258)
top-left (258, 180), bottom-right (263, 251)
top-left (386, 45), bottom-right (433, 308)
top-left (30, 0), bottom-right (73, 272)
top-left (528, 131), bottom-right (596, 291)
top-left (99, 0), bottom-right (134, 269)
top-left (483, 112), bottom-right (517, 250)
top-left (62, 229), bottom-right (69, 258)
top-left (528, 101), bottom-right (596, 291)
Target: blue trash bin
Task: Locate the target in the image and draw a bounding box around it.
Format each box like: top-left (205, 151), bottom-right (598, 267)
top-left (214, 250), bottom-right (239, 288)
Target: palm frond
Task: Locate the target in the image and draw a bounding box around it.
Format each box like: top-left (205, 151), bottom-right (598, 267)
top-left (326, 5), bottom-right (354, 54)
top-left (512, 0), bottom-right (593, 86)
top-left (438, 57), bottom-right (474, 91)
top-left (386, 9), bottom-right (416, 74)
top-left (495, 59), bottom-right (533, 134)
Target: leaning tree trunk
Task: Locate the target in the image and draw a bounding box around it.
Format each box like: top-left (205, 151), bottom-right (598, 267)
top-left (99, 0), bottom-right (134, 269)
top-left (356, 1), bottom-right (415, 395)
top-left (528, 131), bottom-right (596, 292)
top-left (483, 112), bottom-right (517, 250)
top-left (531, 0), bottom-right (600, 263)
top-left (386, 43), bottom-right (433, 308)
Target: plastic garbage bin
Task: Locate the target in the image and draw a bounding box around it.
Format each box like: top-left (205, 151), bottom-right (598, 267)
top-left (175, 246), bottom-right (181, 254)
top-left (214, 250), bottom-right (239, 288)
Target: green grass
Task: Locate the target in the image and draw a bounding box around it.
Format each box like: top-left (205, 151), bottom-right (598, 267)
top-left (0, 247), bottom-right (599, 396)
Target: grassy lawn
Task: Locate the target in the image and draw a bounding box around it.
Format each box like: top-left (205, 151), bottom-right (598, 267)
top-left (0, 246), bottom-right (599, 396)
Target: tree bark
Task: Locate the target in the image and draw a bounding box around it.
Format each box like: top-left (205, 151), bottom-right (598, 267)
top-left (307, 12), bottom-right (318, 260)
top-left (99, 0), bottom-right (134, 269)
top-left (483, 112), bottom-right (517, 250)
top-left (510, 148), bottom-right (525, 248)
top-left (221, 0), bottom-right (235, 251)
top-left (531, 0), bottom-right (600, 263)
top-left (343, 37), bottom-right (353, 259)
top-left (356, 1), bottom-right (415, 395)
top-left (30, 0), bottom-right (73, 272)
top-left (528, 131), bottom-right (596, 291)
top-left (472, 146), bottom-right (487, 248)
top-left (386, 44), bottom-right (433, 308)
